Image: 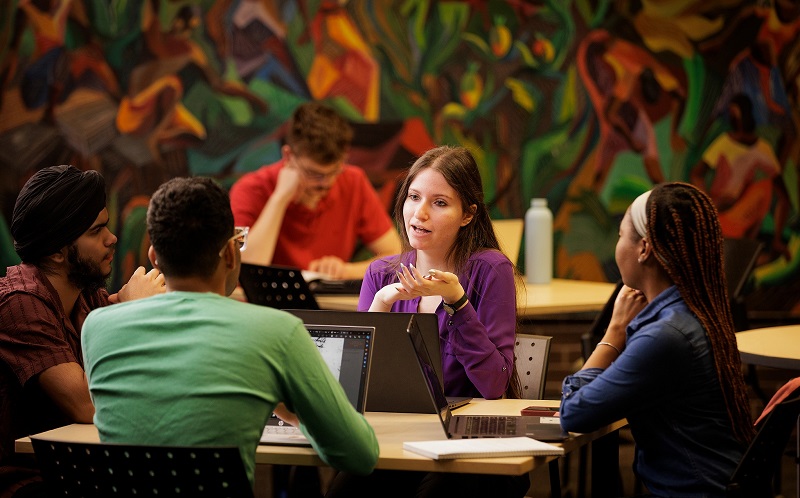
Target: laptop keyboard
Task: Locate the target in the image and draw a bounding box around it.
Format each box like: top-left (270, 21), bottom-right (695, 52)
top-left (462, 416), bottom-right (518, 436)
top-left (263, 425), bottom-right (300, 435)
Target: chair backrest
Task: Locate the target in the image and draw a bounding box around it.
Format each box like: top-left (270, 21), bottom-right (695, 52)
top-left (722, 238), bottom-right (763, 331)
top-left (31, 439), bottom-right (254, 498)
top-left (514, 333), bottom-right (552, 399)
top-left (491, 218), bottom-right (524, 266)
top-left (238, 263), bottom-right (320, 310)
top-left (727, 381), bottom-right (800, 498)
top-left (580, 280), bottom-right (624, 361)
top-left (723, 238), bottom-right (763, 302)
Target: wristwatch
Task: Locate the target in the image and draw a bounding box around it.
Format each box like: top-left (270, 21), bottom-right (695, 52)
top-left (442, 293), bottom-right (469, 316)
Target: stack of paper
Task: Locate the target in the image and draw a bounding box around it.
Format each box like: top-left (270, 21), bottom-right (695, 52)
top-left (403, 437), bottom-right (564, 460)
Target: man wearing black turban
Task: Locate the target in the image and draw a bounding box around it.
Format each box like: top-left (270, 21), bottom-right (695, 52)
top-left (0, 165), bottom-right (165, 498)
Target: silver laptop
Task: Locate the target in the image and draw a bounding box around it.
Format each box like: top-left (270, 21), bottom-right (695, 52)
top-left (406, 316), bottom-right (568, 441)
top-left (260, 324), bottom-right (374, 446)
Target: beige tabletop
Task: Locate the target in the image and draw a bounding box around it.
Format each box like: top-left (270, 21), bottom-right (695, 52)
top-left (17, 399), bottom-right (625, 477)
top-left (317, 279), bottom-right (617, 319)
top-left (736, 325), bottom-right (800, 370)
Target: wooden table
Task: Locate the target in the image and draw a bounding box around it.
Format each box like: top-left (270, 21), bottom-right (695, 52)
top-left (317, 279), bottom-right (617, 319)
top-left (736, 325), bottom-right (800, 370)
top-left (17, 399), bottom-right (625, 496)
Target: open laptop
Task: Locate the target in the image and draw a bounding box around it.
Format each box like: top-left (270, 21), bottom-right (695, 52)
top-left (260, 324), bottom-right (374, 446)
top-left (239, 263), bottom-right (319, 310)
top-left (288, 310), bottom-right (471, 413)
top-left (406, 316), bottom-right (568, 441)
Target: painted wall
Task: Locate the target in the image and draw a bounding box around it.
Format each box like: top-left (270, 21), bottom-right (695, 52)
top-left (1, 0), bottom-right (798, 314)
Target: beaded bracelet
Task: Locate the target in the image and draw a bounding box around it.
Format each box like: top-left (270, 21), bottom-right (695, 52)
top-left (597, 341), bottom-right (622, 356)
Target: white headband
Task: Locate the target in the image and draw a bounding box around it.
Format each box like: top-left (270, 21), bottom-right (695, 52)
top-left (630, 190), bottom-right (651, 239)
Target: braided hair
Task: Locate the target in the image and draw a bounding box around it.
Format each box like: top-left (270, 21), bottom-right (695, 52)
top-left (646, 183), bottom-right (754, 444)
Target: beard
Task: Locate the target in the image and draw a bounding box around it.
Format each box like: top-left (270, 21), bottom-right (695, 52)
top-left (66, 244), bottom-right (112, 293)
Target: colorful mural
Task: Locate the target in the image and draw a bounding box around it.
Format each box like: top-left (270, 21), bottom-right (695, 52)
top-left (1, 0), bottom-right (798, 314)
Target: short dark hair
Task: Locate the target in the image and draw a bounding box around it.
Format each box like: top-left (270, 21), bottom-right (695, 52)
top-left (394, 146), bottom-right (500, 272)
top-left (286, 102), bottom-right (353, 164)
top-left (147, 177), bottom-right (233, 279)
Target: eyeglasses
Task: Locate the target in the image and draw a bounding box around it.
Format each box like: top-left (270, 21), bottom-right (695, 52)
top-left (218, 226), bottom-right (249, 257)
top-left (291, 155), bottom-right (343, 181)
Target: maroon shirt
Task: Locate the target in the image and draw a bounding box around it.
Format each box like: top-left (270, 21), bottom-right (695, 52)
top-left (0, 263), bottom-right (109, 494)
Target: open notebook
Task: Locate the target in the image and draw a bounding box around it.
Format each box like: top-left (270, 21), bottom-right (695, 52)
top-left (260, 324), bottom-right (374, 446)
top-left (406, 315), bottom-right (569, 442)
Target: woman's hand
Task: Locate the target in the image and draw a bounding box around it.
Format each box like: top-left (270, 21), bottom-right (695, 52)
top-left (582, 285), bottom-right (647, 369)
top-left (369, 263), bottom-right (465, 311)
top-left (604, 285), bottom-right (648, 346)
top-left (421, 267), bottom-right (465, 304)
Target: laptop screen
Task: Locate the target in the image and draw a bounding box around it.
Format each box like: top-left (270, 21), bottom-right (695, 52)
top-left (305, 324), bottom-right (374, 412)
top-left (405, 316), bottom-right (452, 431)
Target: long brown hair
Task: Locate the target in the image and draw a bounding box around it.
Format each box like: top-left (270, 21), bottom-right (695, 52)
top-left (646, 182), bottom-right (754, 443)
top-left (393, 146), bottom-right (501, 272)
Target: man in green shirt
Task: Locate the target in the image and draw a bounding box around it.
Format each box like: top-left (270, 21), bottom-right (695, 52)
top-left (81, 177), bottom-right (378, 487)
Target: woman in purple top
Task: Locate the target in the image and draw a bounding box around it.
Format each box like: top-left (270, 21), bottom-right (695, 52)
top-left (328, 146), bottom-right (528, 498)
top-left (358, 145), bottom-right (517, 400)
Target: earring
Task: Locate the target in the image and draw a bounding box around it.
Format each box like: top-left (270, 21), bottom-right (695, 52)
top-left (637, 258), bottom-right (643, 263)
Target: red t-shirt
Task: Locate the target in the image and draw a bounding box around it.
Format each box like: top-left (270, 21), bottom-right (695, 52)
top-left (230, 160), bottom-right (393, 270)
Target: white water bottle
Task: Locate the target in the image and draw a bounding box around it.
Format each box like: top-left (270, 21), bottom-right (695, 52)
top-left (525, 198), bottom-right (553, 284)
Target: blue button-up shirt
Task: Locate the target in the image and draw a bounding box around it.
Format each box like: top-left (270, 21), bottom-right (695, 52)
top-left (560, 286), bottom-right (745, 497)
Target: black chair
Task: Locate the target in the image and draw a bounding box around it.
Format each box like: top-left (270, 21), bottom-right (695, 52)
top-left (31, 439), bottom-right (254, 498)
top-left (723, 237), bottom-right (763, 332)
top-left (722, 238), bottom-right (770, 408)
top-left (727, 379), bottom-right (800, 498)
top-left (580, 280), bottom-right (624, 361)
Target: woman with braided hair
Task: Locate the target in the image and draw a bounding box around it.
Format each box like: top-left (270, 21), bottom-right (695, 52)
top-left (560, 182), bottom-right (753, 497)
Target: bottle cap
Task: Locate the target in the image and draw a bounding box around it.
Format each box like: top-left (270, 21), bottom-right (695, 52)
top-left (531, 198), bottom-right (547, 208)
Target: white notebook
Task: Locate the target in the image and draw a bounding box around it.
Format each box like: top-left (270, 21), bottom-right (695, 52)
top-left (403, 436), bottom-right (564, 460)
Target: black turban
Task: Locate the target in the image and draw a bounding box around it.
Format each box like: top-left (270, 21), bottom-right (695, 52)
top-left (11, 165), bottom-right (107, 262)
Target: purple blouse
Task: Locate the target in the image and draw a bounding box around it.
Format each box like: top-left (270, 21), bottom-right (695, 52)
top-left (358, 250), bottom-right (516, 399)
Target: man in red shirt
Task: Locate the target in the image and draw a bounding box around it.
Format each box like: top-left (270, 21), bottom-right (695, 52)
top-left (230, 102), bottom-right (401, 280)
top-left (0, 165), bottom-right (164, 498)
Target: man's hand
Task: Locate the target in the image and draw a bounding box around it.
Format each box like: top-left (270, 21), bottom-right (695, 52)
top-left (109, 266), bottom-right (165, 303)
top-left (274, 161), bottom-right (304, 202)
top-left (308, 256), bottom-right (348, 280)
top-left (273, 402), bottom-right (300, 427)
